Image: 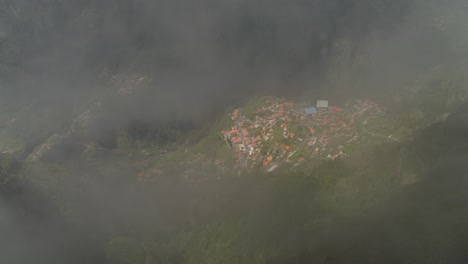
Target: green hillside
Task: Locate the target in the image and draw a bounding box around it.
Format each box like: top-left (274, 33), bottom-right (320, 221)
top-left (0, 76), bottom-right (464, 263)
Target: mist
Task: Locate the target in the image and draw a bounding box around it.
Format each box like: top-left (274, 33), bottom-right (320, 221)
top-left (1, 0), bottom-right (468, 263)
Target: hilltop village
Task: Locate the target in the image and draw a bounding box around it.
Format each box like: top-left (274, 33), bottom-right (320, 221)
top-left (222, 98), bottom-right (385, 172)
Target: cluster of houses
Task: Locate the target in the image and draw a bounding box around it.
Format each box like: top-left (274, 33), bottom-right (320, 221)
top-left (0, 146), bottom-right (14, 154)
top-left (309, 99), bottom-right (384, 159)
top-left (222, 97), bottom-right (386, 172)
top-left (134, 97), bottom-right (386, 180)
top-left (222, 100), bottom-right (299, 170)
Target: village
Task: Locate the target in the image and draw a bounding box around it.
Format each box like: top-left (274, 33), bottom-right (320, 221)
top-left (222, 97), bottom-right (386, 172)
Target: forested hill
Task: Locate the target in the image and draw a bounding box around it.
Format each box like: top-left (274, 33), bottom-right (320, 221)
top-left (1, 0), bottom-right (466, 105)
top-left (0, 0), bottom-right (468, 263)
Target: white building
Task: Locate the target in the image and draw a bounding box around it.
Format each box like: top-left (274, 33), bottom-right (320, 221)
top-left (267, 165), bottom-right (278, 172)
top-left (316, 100), bottom-right (329, 108)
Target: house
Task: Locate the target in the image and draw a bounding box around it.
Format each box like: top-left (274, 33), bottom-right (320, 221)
top-left (316, 100), bottom-right (329, 108)
top-left (263, 155), bottom-right (273, 166)
top-left (308, 137), bottom-right (317, 146)
top-left (279, 107), bottom-right (285, 115)
top-left (305, 107), bottom-right (318, 115)
top-left (232, 137), bottom-right (242, 144)
top-left (232, 109), bottom-right (239, 120)
top-left (329, 106), bottom-right (344, 112)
